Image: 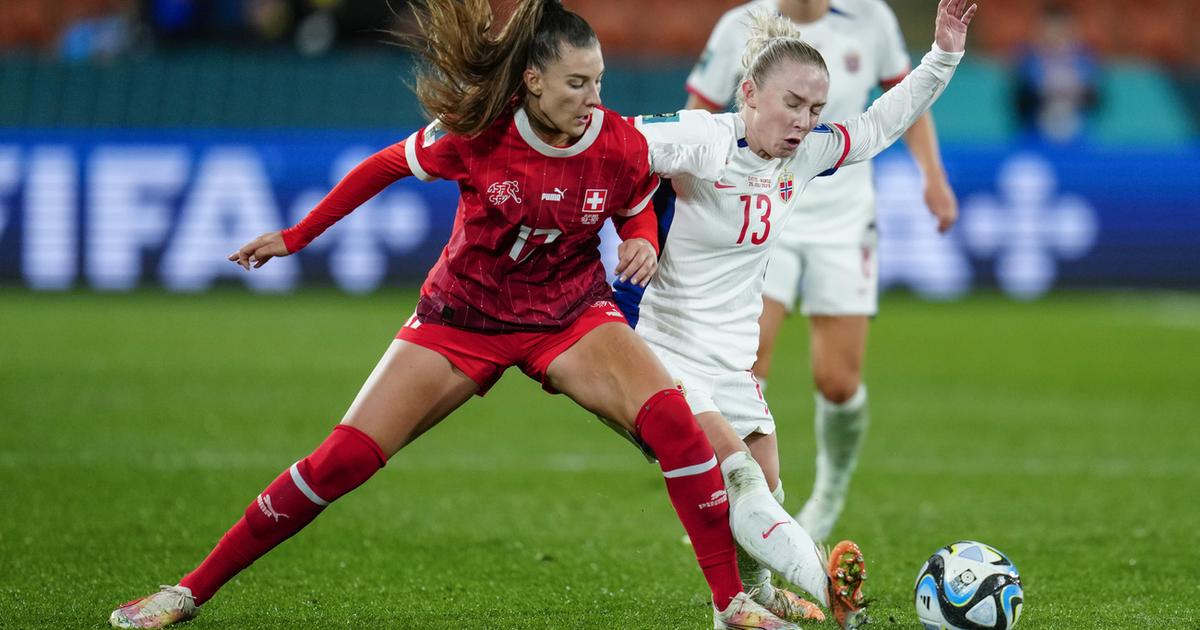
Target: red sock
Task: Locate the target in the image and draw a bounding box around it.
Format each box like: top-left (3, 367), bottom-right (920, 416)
top-left (180, 424), bottom-right (386, 604)
top-left (635, 389), bottom-right (741, 610)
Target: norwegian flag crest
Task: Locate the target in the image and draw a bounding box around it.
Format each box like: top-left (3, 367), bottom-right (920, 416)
top-left (845, 51), bottom-right (861, 74)
top-left (778, 171), bottom-right (795, 202)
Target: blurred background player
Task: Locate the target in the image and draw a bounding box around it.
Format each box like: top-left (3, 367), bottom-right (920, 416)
top-left (1013, 2), bottom-right (1101, 143)
top-left (108, 1), bottom-right (795, 628)
top-left (684, 0), bottom-right (959, 543)
top-left (620, 2), bottom-right (976, 625)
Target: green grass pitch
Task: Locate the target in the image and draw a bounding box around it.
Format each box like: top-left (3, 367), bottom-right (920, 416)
top-left (1, 289), bottom-right (1197, 628)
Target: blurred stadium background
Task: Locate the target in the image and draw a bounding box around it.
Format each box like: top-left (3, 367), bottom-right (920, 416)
top-left (2, 1), bottom-right (1199, 628)
top-left (0, 0), bottom-right (1197, 294)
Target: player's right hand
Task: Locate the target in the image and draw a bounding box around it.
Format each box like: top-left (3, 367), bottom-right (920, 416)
top-left (615, 237), bottom-right (658, 287)
top-left (229, 231), bottom-right (289, 270)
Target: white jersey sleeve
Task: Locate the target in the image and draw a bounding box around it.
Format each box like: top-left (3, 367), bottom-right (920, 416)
top-left (806, 43), bottom-right (962, 174)
top-left (873, 0), bottom-right (912, 85)
top-left (635, 110), bottom-right (736, 182)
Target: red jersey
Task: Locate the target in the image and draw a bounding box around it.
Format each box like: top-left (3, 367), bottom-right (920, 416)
top-left (282, 105), bottom-right (659, 332)
top-left (405, 106), bottom-right (658, 331)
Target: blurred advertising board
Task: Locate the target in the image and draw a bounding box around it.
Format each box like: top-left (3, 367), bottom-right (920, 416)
top-left (0, 130), bottom-right (1196, 297)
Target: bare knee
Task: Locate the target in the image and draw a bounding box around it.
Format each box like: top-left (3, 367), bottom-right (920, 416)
top-left (813, 371), bottom-right (861, 404)
top-left (745, 432), bottom-right (780, 489)
top-left (696, 413), bottom-right (750, 462)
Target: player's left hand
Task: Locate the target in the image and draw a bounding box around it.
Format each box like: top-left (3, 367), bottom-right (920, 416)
top-left (615, 237), bottom-right (658, 287)
top-left (924, 176), bottom-right (959, 233)
top-left (934, 0), bottom-right (977, 53)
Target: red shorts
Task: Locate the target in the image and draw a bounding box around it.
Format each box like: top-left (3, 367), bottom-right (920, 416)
top-left (395, 299), bottom-right (630, 396)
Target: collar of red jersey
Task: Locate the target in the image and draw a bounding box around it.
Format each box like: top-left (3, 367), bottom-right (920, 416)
top-left (514, 107), bottom-right (605, 158)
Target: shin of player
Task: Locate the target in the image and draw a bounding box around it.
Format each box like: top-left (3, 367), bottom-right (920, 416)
top-left (180, 424), bottom-right (387, 604)
top-left (697, 415), bottom-right (830, 606)
top-left (635, 389), bottom-right (743, 610)
top-left (797, 383), bottom-right (869, 541)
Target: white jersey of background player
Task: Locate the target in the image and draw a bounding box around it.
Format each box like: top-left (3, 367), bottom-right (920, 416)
top-left (621, 2), bottom-right (976, 625)
top-left (686, 0), bottom-right (960, 545)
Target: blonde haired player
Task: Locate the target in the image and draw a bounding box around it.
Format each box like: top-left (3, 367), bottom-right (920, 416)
top-left (614, 1), bottom-right (976, 626)
top-left (686, 0), bottom-right (961, 545)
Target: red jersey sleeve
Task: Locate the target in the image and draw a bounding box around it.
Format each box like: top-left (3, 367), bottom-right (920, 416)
top-left (612, 206), bottom-right (659, 254)
top-left (404, 119), bottom-right (469, 182)
top-left (281, 141), bottom-right (412, 253)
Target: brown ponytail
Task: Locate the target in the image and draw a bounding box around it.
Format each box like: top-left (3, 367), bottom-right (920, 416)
top-left (400, 0), bottom-right (597, 137)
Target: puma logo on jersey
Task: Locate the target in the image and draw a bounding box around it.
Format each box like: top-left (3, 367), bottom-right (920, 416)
top-left (591, 300), bottom-right (624, 318)
top-left (488, 181), bottom-right (522, 205)
top-left (541, 187), bottom-right (568, 201)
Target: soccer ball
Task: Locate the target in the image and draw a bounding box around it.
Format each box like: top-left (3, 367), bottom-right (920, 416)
top-left (913, 540), bottom-right (1024, 630)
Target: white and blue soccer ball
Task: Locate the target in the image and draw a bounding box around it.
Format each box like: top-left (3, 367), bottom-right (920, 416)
top-left (913, 540), bottom-right (1024, 630)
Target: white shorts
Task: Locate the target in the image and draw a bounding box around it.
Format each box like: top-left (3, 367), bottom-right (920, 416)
top-left (762, 235), bottom-right (880, 316)
top-left (653, 345), bottom-right (775, 440)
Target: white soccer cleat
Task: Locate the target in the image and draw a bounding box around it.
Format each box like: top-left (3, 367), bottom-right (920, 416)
top-left (795, 493), bottom-right (844, 543)
top-left (109, 585), bottom-right (199, 628)
top-left (713, 591), bottom-right (802, 630)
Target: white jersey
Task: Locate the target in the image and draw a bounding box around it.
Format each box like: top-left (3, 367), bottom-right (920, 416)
top-left (686, 0), bottom-right (911, 245)
top-left (635, 45), bottom-right (961, 371)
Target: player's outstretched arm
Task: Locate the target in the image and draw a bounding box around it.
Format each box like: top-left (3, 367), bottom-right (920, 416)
top-left (228, 141), bottom-right (416, 270)
top-left (934, 0), bottom-right (977, 54)
top-left (825, 0), bottom-right (976, 170)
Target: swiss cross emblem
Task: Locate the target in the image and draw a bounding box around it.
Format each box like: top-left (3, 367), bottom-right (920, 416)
top-left (582, 188), bottom-right (608, 213)
top-left (778, 171), bottom-right (794, 202)
top-left (487, 180), bottom-right (522, 205)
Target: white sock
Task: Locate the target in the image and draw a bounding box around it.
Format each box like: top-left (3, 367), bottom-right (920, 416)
top-left (721, 452), bottom-right (828, 605)
top-left (736, 543), bottom-right (774, 600)
top-left (737, 479), bottom-right (789, 601)
top-left (812, 384), bottom-right (869, 504)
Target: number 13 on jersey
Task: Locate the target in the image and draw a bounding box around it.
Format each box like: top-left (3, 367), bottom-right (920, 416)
top-left (736, 194), bottom-right (771, 245)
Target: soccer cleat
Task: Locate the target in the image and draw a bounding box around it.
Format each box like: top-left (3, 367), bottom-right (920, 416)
top-left (823, 540), bottom-right (869, 629)
top-left (753, 586), bottom-right (826, 623)
top-left (109, 585), bottom-right (199, 628)
top-left (795, 494), bottom-right (844, 543)
top-left (713, 591), bottom-right (802, 630)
